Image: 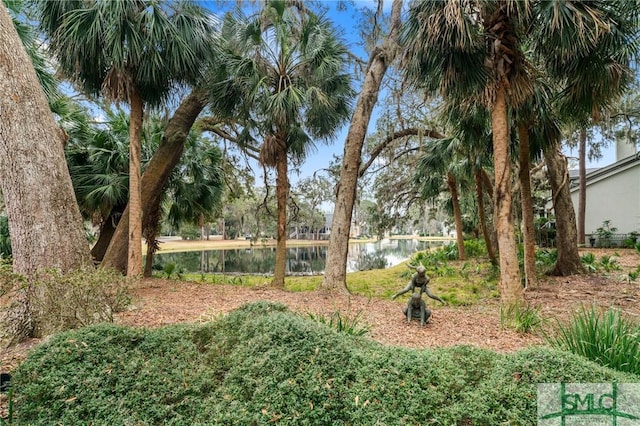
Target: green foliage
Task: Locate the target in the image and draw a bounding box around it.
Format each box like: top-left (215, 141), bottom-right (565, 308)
top-left (500, 303), bottom-right (543, 334)
top-left (0, 214), bottom-right (11, 257)
top-left (599, 255), bottom-right (621, 272)
top-left (1, 266), bottom-right (131, 342)
top-left (178, 224), bottom-right (201, 240)
top-left (547, 306), bottom-right (640, 375)
top-left (353, 252), bottom-right (388, 271)
top-left (535, 248), bottom-right (558, 271)
top-left (462, 239), bottom-right (487, 257)
top-left (622, 236), bottom-right (638, 249)
top-left (0, 257), bottom-right (21, 298)
top-left (595, 220), bottom-right (618, 247)
top-left (162, 262), bottom-right (185, 280)
top-left (11, 304), bottom-right (637, 425)
top-left (307, 311), bottom-right (370, 336)
top-left (628, 266), bottom-right (640, 282)
top-left (580, 252), bottom-right (598, 272)
top-left (580, 253), bottom-right (623, 273)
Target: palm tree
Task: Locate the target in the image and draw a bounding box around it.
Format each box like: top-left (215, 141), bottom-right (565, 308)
top-left (444, 102), bottom-right (499, 266)
top-left (403, 0), bottom-right (638, 301)
top-left (36, 0), bottom-right (216, 276)
top-left (414, 136), bottom-right (469, 260)
top-left (513, 79), bottom-right (562, 287)
top-left (65, 107), bottom-right (132, 262)
top-left (403, 0), bottom-right (533, 303)
top-left (209, 1), bottom-right (354, 287)
top-left (164, 136), bottom-right (224, 239)
top-left (533, 1), bottom-right (638, 276)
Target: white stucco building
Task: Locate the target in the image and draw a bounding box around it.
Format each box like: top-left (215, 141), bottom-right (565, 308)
top-left (569, 141), bottom-right (640, 235)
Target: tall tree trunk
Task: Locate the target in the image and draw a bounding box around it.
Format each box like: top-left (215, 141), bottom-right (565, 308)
top-left (126, 88), bottom-right (143, 277)
top-left (272, 148), bottom-right (288, 288)
top-left (578, 128), bottom-right (587, 245)
top-left (544, 143), bottom-right (585, 276)
top-left (320, 0), bottom-right (402, 293)
top-left (0, 7), bottom-right (90, 277)
top-left (446, 172), bottom-right (466, 260)
top-left (102, 90), bottom-right (206, 272)
top-left (518, 123), bottom-right (536, 288)
top-left (491, 85), bottom-right (523, 304)
top-left (474, 169), bottom-right (498, 266)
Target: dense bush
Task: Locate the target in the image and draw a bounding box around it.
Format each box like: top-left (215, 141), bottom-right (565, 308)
top-left (1, 266), bottom-right (131, 342)
top-left (9, 302), bottom-right (638, 425)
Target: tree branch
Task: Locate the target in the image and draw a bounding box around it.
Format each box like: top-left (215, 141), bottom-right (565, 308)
top-left (359, 127), bottom-right (446, 177)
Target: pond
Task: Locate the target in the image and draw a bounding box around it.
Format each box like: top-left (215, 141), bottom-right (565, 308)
top-left (151, 238), bottom-right (449, 275)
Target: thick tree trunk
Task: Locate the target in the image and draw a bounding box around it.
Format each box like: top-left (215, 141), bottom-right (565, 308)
top-left (102, 90), bottom-right (206, 272)
top-left (474, 169), bottom-right (498, 266)
top-left (143, 240), bottom-right (155, 278)
top-left (491, 85), bottom-right (523, 304)
top-left (142, 207), bottom-right (161, 278)
top-left (544, 143), bottom-right (585, 276)
top-left (518, 123), bottom-right (536, 288)
top-left (320, 0), bottom-right (402, 293)
top-left (0, 7), bottom-right (90, 277)
top-left (578, 128), bottom-right (586, 245)
top-left (90, 212), bottom-right (120, 261)
top-left (446, 172), bottom-right (465, 260)
top-left (272, 148), bottom-right (288, 288)
top-left (126, 89), bottom-right (144, 277)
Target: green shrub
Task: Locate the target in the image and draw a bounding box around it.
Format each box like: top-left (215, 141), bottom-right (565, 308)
top-left (10, 302), bottom-right (638, 425)
top-left (535, 248), bottom-right (558, 269)
top-left (598, 255), bottom-right (621, 272)
top-left (547, 306), bottom-right (640, 375)
top-left (162, 262), bottom-right (185, 279)
top-left (307, 310), bottom-right (370, 336)
top-left (580, 252), bottom-right (598, 272)
top-left (1, 266), bottom-right (131, 342)
top-left (500, 303), bottom-right (543, 334)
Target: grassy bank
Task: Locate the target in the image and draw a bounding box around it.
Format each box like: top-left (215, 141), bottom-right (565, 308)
top-left (181, 255), bottom-right (498, 306)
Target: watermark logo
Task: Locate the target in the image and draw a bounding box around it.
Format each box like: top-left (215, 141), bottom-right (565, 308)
top-left (538, 383), bottom-right (640, 425)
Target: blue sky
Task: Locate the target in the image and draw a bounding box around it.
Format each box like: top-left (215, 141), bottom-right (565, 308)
top-left (203, 0), bottom-right (622, 186)
top-left (285, 1), bottom-right (622, 181)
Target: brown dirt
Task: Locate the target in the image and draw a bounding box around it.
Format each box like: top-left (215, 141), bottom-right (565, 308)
top-left (2, 249), bottom-right (639, 372)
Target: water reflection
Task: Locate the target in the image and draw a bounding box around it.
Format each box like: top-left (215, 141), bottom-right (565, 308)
top-left (152, 239), bottom-right (446, 275)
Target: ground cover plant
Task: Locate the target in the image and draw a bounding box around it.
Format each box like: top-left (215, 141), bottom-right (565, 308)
top-left (8, 302), bottom-right (638, 425)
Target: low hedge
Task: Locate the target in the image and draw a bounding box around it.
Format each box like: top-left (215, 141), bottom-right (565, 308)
top-left (9, 302), bottom-right (638, 425)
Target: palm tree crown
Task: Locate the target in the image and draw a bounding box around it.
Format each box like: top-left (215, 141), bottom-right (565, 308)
top-left (210, 0), bottom-right (354, 165)
top-left (39, 0), bottom-right (215, 106)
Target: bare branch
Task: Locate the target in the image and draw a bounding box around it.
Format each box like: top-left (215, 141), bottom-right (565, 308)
top-left (359, 127), bottom-right (446, 176)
